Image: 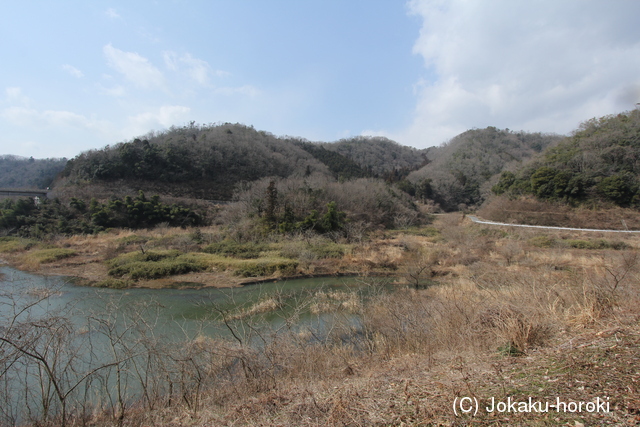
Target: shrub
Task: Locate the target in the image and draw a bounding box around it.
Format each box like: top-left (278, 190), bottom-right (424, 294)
top-left (279, 242), bottom-right (306, 259)
top-left (309, 242), bottom-right (346, 259)
top-left (204, 240), bottom-right (267, 259)
top-left (107, 250), bottom-right (207, 280)
top-left (27, 248), bottom-right (77, 263)
top-left (108, 250), bottom-right (181, 265)
top-left (0, 237), bottom-right (37, 253)
top-left (279, 240), bottom-right (348, 260)
top-left (528, 235), bottom-right (556, 248)
top-left (563, 239), bottom-right (628, 250)
top-left (117, 234), bottom-right (150, 246)
top-left (94, 278), bottom-right (133, 289)
top-left (233, 259), bottom-right (299, 277)
top-left (189, 228), bottom-right (204, 243)
top-left (109, 258), bottom-right (207, 280)
top-left (398, 226), bottom-right (440, 237)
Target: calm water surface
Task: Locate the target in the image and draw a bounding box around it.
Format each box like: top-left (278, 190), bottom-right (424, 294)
top-left (0, 266), bottom-right (391, 337)
top-left (0, 265), bottom-right (393, 424)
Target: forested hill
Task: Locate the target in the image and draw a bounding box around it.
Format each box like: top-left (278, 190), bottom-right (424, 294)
top-left (493, 110), bottom-right (640, 207)
top-left (58, 123), bottom-right (427, 200)
top-left (321, 136), bottom-right (428, 177)
top-left (407, 127), bottom-right (562, 211)
top-left (0, 155), bottom-right (67, 189)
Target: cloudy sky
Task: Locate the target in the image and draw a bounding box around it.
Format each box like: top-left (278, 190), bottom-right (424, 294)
top-left (1, 1), bottom-right (639, 158)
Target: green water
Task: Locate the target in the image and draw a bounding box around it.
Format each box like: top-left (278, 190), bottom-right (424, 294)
top-left (0, 266), bottom-right (393, 337)
top-left (0, 266), bottom-right (396, 424)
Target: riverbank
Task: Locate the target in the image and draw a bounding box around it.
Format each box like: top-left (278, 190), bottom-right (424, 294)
top-left (4, 213), bottom-right (640, 425)
top-left (2, 213), bottom-right (640, 291)
top-left (0, 223), bottom-right (429, 289)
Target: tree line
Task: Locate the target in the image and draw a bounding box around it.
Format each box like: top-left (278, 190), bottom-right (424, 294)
top-left (407, 127), bottom-right (562, 210)
top-left (0, 155), bottom-right (67, 189)
top-left (59, 123), bottom-right (428, 200)
top-left (219, 175), bottom-right (424, 242)
top-left (493, 110), bottom-right (640, 207)
top-left (0, 191), bottom-right (201, 237)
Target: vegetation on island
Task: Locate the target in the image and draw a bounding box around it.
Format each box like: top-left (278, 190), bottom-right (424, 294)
top-left (2, 213), bottom-right (640, 425)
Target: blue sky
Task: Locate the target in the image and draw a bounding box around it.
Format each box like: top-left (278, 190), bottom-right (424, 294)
top-left (2, 1), bottom-right (640, 158)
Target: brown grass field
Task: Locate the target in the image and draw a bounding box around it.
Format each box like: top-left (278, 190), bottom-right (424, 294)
top-left (2, 213), bottom-right (640, 425)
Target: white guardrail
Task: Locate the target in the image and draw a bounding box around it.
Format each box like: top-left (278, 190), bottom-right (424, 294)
top-left (468, 215), bottom-right (640, 233)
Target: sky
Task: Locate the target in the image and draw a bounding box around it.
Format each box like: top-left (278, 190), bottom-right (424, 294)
top-left (1, 1), bottom-right (640, 159)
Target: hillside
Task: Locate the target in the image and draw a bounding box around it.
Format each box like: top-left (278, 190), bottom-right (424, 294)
top-left (293, 140), bottom-right (369, 180)
top-left (59, 123), bottom-right (331, 200)
top-left (58, 123), bottom-right (428, 201)
top-left (321, 136), bottom-right (428, 177)
top-left (493, 110), bottom-right (640, 207)
top-left (1, 123), bottom-right (426, 238)
top-left (0, 155), bottom-right (67, 189)
top-left (407, 127), bottom-right (561, 211)
top-left (3, 213), bottom-right (640, 425)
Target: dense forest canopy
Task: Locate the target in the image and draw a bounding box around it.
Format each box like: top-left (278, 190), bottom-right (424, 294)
top-left (407, 127), bottom-right (561, 210)
top-left (0, 191), bottom-right (201, 237)
top-left (493, 109), bottom-right (640, 207)
top-left (59, 123), bottom-right (428, 200)
top-left (4, 110), bottom-right (640, 240)
top-left (0, 155), bottom-right (67, 189)
top-left (1, 123), bottom-right (429, 238)
top-left (293, 141), bottom-right (369, 181)
top-left (322, 136), bottom-right (428, 176)
top-left (60, 123), bottom-right (329, 199)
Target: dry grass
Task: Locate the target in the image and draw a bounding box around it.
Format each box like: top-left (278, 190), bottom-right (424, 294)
top-left (479, 195), bottom-right (640, 230)
top-left (6, 213), bottom-right (640, 425)
top-left (18, 247), bottom-right (77, 269)
top-left (0, 226), bottom-right (408, 287)
top-left (83, 257), bottom-right (640, 425)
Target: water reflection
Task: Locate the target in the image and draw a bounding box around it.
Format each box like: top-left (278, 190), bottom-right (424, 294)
top-left (0, 266), bottom-right (393, 425)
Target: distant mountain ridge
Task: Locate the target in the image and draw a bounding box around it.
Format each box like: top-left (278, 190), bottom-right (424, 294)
top-left (407, 127), bottom-right (562, 210)
top-left (6, 112), bottom-right (639, 213)
top-left (493, 109), bottom-right (640, 207)
top-left (322, 136), bottom-right (428, 176)
top-left (0, 155), bottom-right (67, 189)
top-left (57, 123), bottom-right (428, 200)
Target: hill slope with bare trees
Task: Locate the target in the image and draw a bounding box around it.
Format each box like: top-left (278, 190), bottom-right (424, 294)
top-left (407, 127), bottom-right (561, 210)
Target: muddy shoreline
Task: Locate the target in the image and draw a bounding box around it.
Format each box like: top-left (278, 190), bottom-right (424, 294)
top-left (0, 249), bottom-right (401, 290)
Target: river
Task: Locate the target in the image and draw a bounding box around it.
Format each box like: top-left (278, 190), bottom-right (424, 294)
top-left (0, 266), bottom-right (392, 425)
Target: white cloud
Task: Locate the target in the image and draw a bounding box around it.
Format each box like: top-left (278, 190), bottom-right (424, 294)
top-left (214, 85), bottom-right (260, 97)
top-left (162, 51), bottom-right (179, 71)
top-left (42, 110), bottom-right (94, 128)
top-left (105, 8), bottom-right (120, 19)
top-left (389, 0), bottom-right (640, 148)
top-left (1, 106), bottom-right (39, 126)
top-left (1, 105), bottom-right (111, 135)
top-left (125, 105), bottom-right (191, 137)
top-left (163, 51), bottom-right (230, 86)
top-left (62, 64), bottom-right (84, 78)
top-left (103, 44), bottom-right (166, 89)
top-left (180, 53), bottom-right (213, 85)
top-left (97, 83), bottom-right (126, 97)
top-left (4, 87), bottom-right (30, 106)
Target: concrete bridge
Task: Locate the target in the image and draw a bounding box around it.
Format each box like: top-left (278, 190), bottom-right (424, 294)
top-left (0, 188), bottom-right (50, 199)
